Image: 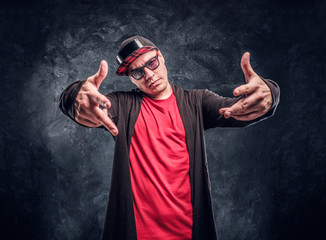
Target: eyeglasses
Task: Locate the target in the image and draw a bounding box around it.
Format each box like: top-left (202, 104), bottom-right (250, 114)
top-left (129, 51), bottom-right (160, 80)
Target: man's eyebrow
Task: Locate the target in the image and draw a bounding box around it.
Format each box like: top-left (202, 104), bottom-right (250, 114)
top-left (129, 55), bottom-right (155, 72)
top-left (128, 63), bottom-right (138, 72)
top-left (129, 61), bottom-right (143, 72)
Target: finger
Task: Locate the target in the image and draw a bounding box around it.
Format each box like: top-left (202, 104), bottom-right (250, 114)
top-left (219, 97), bottom-right (256, 118)
top-left (235, 92), bottom-right (263, 112)
top-left (89, 60), bottom-right (108, 89)
top-left (74, 101), bottom-right (81, 113)
top-left (233, 82), bottom-right (258, 96)
top-left (232, 100), bottom-right (272, 116)
top-left (241, 52), bottom-right (256, 81)
top-left (77, 117), bottom-right (102, 128)
top-left (220, 97), bottom-right (272, 119)
top-left (220, 99), bottom-right (247, 117)
top-left (77, 106), bottom-right (104, 122)
top-left (92, 106), bottom-right (118, 136)
top-left (219, 108), bottom-right (226, 115)
top-left (102, 108), bottom-right (109, 117)
top-left (231, 104), bottom-right (260, 116)
top-left (219, 107), bottom-right (231, 118)
top-left (89, 92), bottom-right (112, 109)
top-left (231, 111), bottom-right (261, 121)
top-left (235, 89), bottom-right (272, 113)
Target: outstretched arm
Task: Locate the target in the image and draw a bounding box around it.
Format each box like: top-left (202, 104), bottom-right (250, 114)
top-left (219, 52), bottom-right (278, 121)
top-left (59, 61), bottom-right (119, 136)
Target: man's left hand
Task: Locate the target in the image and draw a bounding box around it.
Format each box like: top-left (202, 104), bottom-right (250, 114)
top-left (219, 52), bottom-right (273, 121)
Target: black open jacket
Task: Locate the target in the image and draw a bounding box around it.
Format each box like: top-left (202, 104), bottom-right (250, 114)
top-left (59, 79), bottom-right (280, 240)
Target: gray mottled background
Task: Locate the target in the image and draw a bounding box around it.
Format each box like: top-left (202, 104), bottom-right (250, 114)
top-left (1, 0), bottom-right (325, 239)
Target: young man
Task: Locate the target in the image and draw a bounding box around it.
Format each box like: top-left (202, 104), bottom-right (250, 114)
top-left (59, 35), bottom-right (280, 240)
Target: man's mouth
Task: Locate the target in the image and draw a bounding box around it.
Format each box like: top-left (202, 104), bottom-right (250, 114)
top-left (148, 79), bottom-right (160, 88)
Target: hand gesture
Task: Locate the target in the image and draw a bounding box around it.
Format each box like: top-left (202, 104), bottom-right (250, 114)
top-left (219, 52), bottom-right (273, 121)
top-left (74, 60), bottom-right (119, 136)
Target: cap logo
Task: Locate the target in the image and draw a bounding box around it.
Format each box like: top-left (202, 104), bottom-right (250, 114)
top-left (116, 55), bottom-right (123, 65)
top-left (134, 38), bottom-right (143, 48)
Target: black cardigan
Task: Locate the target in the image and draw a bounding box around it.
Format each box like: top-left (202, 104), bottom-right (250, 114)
top-left (59, 80), bottom-right (280, 240)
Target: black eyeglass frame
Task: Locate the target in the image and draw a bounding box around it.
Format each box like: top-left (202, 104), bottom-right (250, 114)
top-left (128, 51), bottom-right (160, 80)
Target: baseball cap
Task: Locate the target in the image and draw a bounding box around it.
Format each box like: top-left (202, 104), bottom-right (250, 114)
top-left (116, 35), bottom-right (157, 76)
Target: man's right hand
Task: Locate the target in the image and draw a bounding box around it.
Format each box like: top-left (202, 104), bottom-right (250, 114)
top-left (74, 60), bottom-right (119, 136)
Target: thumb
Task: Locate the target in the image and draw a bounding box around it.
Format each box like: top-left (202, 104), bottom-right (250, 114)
top-left (241, 52), bottom-right (256, 82)
top-left (92, 60), bottom-right (108, 89)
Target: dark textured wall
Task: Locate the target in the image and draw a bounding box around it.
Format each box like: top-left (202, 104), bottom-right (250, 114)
top-left (1, 0), bottom-right (325, 239)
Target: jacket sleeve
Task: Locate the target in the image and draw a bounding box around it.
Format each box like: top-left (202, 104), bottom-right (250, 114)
top-left (58, 80), bottom-right (119, 128)
top-left (59, 80), bottom-right (86, 123)
top-left (202, 78), bottom-right (280, 129)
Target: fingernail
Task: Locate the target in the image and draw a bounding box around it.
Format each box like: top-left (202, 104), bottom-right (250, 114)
top-left (234, 90), bottom-right (239, 96)
top-left (111, 129), bottom-right (118, 136)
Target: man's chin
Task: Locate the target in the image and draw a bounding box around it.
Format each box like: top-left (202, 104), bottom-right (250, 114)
top-left (144, 83), bottom-right (168, 97)
top-left (148, 79), bottom-right (162, 89)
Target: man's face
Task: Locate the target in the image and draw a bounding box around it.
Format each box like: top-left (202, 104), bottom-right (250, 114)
top-left (128, 49), bottom-right (171, 100)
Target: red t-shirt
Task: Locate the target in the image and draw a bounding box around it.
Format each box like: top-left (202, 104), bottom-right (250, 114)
top-left (129, 93), bottom-right (193, 240)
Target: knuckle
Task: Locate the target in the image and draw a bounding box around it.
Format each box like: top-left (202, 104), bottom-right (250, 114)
top-left (242, 102), bottom-right (248, 109)
top-left (74, 103), bottom-right (80, 111)
top-left (256, 93), bottom-right (265, 100)
top-left (258, 101), bottom-right (265, 109)
top-left (90, 95), bottom-right (97, 103)
top-left (96, 98), bottom-right (102, 106)
top-left (105, 100), bottom-right (111, 108)
top-left (239, 86), bottom-right (245, 92)
top-left (264, 101), bottom-right (271, 109)
top-left (79, 102), bottom-right (87, 110)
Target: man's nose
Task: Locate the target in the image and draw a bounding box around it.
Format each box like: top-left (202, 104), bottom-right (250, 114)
top-left (144, 67), bottom-right (155, 80)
